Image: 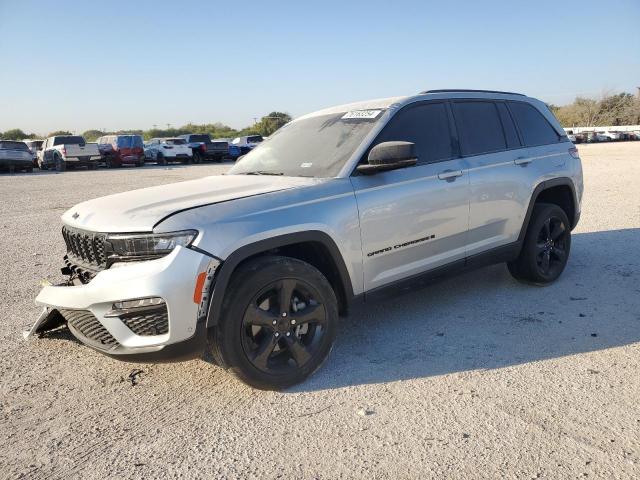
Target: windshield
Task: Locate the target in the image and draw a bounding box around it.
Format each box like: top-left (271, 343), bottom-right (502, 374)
top-left (0, 141), bottom-right (29, 151)
top-left (188, 134), bottom-right (211, 143)
top-left (247, 135), bottom-right (263, 144)
top-left (228, 112), bottom-right (382, 177)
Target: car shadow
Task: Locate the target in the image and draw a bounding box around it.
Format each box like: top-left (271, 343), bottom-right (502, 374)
top-left (292, 228), bottom-right (640, 392)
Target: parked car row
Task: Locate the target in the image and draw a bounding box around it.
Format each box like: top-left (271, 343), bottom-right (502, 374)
top-left (566, 129), bottom-right (640, 143)
top-left (1, 133), bottom-right (264, 173)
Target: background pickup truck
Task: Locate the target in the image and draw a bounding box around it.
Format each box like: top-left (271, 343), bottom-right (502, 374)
top-left (39, 135), bottom-right (100, 171)
top-left (179, 133), bottom-right (228, 163)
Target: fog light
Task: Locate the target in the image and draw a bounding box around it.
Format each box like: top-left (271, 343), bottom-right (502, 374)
top-left (113, 297), bottom-right (165, 310)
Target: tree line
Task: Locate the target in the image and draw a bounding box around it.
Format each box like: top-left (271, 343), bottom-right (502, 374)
top-left (0, 111), bottom-right (292, 141)
top-left (3, 94), bottom-right (640, 141)
top-left (549, 92), bottom-right (640, 128)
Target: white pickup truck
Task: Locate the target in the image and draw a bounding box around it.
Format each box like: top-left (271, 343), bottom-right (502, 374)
top-left (39, 135), bottom-right (100, 171)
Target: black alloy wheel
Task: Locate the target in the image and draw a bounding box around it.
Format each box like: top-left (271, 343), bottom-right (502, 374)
top-left (208, 256), bottom-right (338, 390)
top-left (241, 278), bottom-right (328, 375)
top-left (508, 203), bottom-right (571, 284)
top-left (534, 215), bottom-right (568, 279)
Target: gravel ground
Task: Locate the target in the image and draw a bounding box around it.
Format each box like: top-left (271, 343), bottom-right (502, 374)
top-left (1, 144), bottom-right (639, 479)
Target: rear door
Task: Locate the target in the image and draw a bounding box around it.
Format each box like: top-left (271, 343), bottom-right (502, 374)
top-left (350, 101), bottom-right (471, 291)
top-left (455, 100), bottom-right (531, 256)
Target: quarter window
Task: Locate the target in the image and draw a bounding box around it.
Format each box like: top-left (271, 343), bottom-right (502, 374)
top-left (508, 102), bottom-right (559, 147)
top-left (372, 102), bottom-right (453, 164)
top-left (452, 101), bottom-right (506, 156)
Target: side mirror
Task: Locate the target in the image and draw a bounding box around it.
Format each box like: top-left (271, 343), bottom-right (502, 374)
top-left (356, 141), bottom-right (417, 175)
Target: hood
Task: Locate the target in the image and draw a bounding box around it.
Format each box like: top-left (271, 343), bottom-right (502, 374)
top-left (61, 175), bottom-right (323, 232)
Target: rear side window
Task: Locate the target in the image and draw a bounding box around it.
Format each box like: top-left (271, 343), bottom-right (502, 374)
top-left (508, 102), bottom-right (559, 147)
top-left (496, 103), bottom-right (521, 149)
top-left (452, 101), bottom-right (506, 156)
top-left (373, 102), bottom-right (453, 164)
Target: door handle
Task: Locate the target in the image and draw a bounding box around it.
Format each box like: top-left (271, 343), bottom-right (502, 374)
top-left (514, 156), bottom-right (533, 166)
top-left (437, 170), bottom-right (464, 180)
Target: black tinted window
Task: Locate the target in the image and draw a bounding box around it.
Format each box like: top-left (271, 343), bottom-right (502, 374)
top-left (53, 136), bottom-right (85, 146)
top-left (508, 102), bottom-right (559, 146)
top-left (452, 101), bottom-right (506, 155)
top-left (188, 134), bottom-right (211, 143)
top-left (374, 102), bottom-right (453, 164)
top-left (0, 141), bottom-right (29, 151)
top-left (496, 103), bottom-right (521, 148)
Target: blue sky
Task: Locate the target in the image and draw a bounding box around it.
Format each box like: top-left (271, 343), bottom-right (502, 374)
top-left (1, 0), bottom-right (638, 135)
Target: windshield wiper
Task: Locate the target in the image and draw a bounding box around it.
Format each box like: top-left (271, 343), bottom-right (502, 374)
top-left (243, 171), bottom-right (284, 176)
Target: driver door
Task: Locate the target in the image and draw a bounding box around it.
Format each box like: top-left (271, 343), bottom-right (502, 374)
top-left (350, 101), bottom-right (470, 292)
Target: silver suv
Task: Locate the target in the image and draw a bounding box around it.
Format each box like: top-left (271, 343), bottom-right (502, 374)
top-left (30, 89), bottom-right (583, 389)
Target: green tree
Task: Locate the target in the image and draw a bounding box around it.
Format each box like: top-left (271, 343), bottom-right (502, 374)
top-left (1, 128), bottom-right (35, 140)
top-left (82, 130), bottom-right (106, 142)
top-left (47, 130), bottom-right (73, 137)
top-left (252, 112), bottom-right (292, 137)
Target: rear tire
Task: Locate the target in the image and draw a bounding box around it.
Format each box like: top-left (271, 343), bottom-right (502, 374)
top-left (193, 151), bottom-right (203, 164)
top-left (207, 256), bottom-right (338, 390)
top-left (508, 203), bottom-right (571, 285)
top-left (55, 155), bottom-right (66, 172)
top-left (157, 153), bottom-right (167, 166)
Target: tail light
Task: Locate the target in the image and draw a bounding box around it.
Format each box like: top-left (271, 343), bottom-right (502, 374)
top-left (200, 144), bottom-right (206, 152)
top-left (568, 147), bottom-right (580, 159)
top-left (62, 146), bottom-right (67, 156)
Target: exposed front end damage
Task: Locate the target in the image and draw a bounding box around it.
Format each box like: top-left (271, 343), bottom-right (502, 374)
top-left (27, 244), bottom-right (220, 361)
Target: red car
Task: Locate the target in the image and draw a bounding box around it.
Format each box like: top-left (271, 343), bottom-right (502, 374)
top-left (96, 134), bottom-right (145, 168)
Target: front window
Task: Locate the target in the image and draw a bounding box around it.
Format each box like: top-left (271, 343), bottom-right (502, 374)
top-left (228, 111), bottom-right (383, 177)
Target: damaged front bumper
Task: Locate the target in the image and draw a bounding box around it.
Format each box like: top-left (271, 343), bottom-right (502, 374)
top-left (28, 246), bottom-right (219, 362)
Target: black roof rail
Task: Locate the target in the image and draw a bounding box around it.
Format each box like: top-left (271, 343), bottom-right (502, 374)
top-left (420, 89), bottom-right (526, 96)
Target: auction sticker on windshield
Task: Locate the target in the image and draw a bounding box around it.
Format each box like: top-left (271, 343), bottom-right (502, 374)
top-left (342, 110), bottom-right (382, 120)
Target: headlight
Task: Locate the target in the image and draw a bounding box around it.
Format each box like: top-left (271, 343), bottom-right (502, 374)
top-left (106, 230), bottom-right (197, 262)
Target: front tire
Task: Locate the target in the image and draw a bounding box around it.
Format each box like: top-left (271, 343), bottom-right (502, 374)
top-left (157, 153), bottom-right (167, 166)
top-left (208, 256), bottom-right (338, 390)
top-left (508, 203), bottom-right (571, 285)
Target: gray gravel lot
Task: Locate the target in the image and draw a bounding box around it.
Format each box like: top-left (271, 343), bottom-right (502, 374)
top-left (1, 145), bottom-right (639, 479)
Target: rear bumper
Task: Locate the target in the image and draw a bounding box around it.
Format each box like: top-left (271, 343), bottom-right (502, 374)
top-left (32, 247), bottom-right (219, 360)
top-left (65, 156), bottom-right (100, 166)
top-left (0, 159), bottom-right (32, 168)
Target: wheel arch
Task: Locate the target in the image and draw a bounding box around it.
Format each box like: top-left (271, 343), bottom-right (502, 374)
top-left (205, 231), bottom-right (354, 327)
top-left (518, 177), bottom-right (579, 243)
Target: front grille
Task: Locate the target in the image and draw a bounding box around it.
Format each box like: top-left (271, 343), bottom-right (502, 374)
top-left (62, 226), bottom-right (107, 269)
top-left (120, 307), bottom-right (169, 336)
top-left (60, 309), bottom-right (119, 349)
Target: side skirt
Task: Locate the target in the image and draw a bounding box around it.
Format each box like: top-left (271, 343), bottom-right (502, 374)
top-left (362, 241), bottom-right (521, 303)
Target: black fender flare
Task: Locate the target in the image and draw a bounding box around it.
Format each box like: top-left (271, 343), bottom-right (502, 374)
top-left (517, 177), bottom-right (579, 243)
top-left (205, 231), bottom-right (354, 327)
